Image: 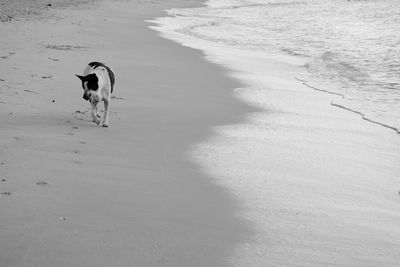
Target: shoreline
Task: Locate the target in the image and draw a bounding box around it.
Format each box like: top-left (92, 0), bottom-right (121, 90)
top-left (0, 0), bottom-right (254, 266)
top-left (151, 5), bottom-right (400, 265)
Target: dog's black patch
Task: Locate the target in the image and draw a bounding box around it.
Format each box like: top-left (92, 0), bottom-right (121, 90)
top-left (76, 73), bottom-right (98, 91)
top-left (88, 62), bottom-right (104, 68)
top-left (86, 73), bottom-right (98, 91)
top-left (88, 61), bottom-right (115, 93)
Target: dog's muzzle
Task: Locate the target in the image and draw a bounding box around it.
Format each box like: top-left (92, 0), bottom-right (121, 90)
top-left (83, 93), bottom-right (90, 101)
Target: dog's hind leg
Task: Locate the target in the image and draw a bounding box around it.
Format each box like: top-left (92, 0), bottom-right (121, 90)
top-left (102, 99), bottom-right (110, 127)
top-left (91, 101), bottom-right (101, 125)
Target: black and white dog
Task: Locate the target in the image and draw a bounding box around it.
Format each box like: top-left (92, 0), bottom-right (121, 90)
top-left (76, 62), bottom-right (115, 127)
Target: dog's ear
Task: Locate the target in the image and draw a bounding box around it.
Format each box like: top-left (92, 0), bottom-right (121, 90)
top-left (75, 74), bottom-right (85, 81)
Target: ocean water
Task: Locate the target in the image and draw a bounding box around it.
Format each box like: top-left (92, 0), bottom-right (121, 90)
top-left (149, 1), bottom-right (400, 265)
top-left (151, 0), bottom-right (400, 132)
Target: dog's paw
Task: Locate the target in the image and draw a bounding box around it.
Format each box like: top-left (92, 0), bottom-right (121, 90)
top-left (102, 123), bottom-right (109, 128)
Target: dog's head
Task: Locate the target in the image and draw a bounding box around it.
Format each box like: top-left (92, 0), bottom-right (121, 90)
top-left (75, 73), bottom-right (99, 101)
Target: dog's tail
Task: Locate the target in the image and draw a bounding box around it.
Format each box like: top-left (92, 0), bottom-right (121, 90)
top-left (88, 62), bottom-right (115, 93)
top-left (106, 66), bottom-right (115, 94)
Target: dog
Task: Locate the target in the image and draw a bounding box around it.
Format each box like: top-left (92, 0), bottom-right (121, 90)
top-left (75, 62), bottom-right (115, 127)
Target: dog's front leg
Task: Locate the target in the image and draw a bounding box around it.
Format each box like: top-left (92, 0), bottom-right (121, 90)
top-left (91, 101), bottom-right (101, 125)
top-left (102, 99), bottom-right (110, 127)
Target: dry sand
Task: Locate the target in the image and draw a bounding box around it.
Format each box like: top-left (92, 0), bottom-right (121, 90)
top-left (0, 0), bottom-right (253, 266)
top-left (0, 0), bottom-right (102, 22)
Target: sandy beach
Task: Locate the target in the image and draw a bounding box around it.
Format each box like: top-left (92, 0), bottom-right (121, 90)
top-left (2, 0), bottom-right (400, 266)
top-left (0, 0), bottom-right (253, 266)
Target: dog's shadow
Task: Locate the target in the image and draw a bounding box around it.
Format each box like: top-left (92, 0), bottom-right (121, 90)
top-left (111, 95), bottom-right (125, 100)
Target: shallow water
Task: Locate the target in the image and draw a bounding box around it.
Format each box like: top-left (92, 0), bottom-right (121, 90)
top-left (152, 0), bottom-right (400, 132)
top-left (149, 1), bottom-right (400, 265)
